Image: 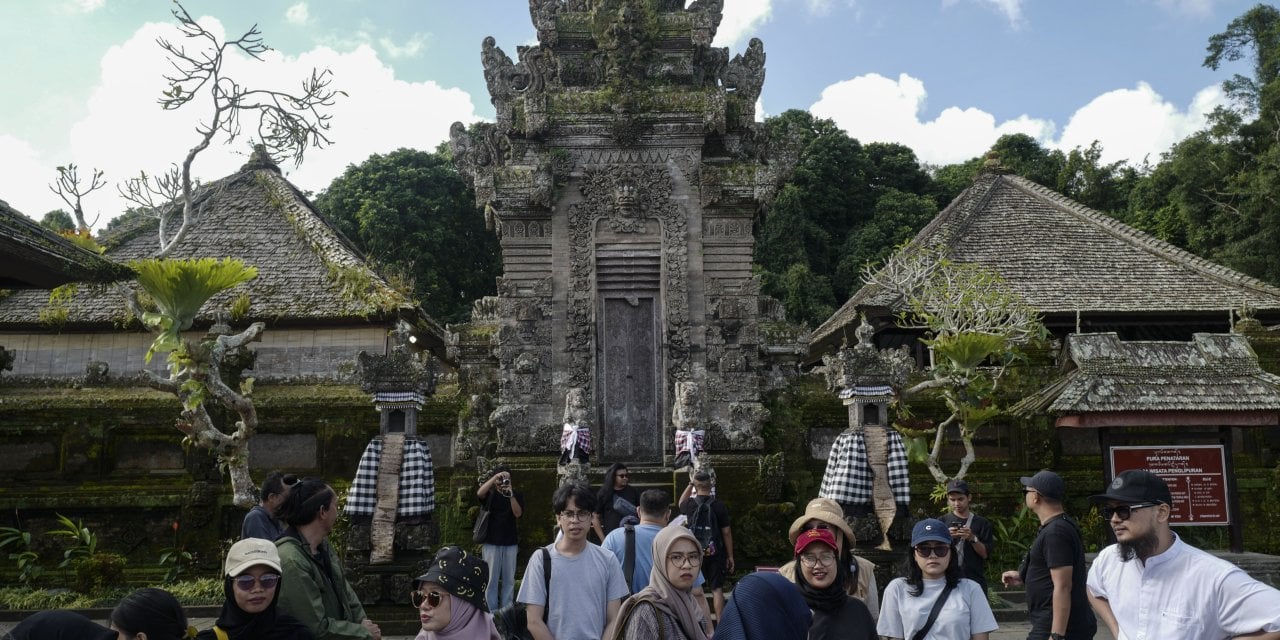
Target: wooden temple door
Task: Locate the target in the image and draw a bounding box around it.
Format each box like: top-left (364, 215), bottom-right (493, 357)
top-left (597, 243), bottom-right (663, 463)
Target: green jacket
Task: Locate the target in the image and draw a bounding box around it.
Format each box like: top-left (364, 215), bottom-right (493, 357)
top-left (275, 534), bottom-right (371, 640)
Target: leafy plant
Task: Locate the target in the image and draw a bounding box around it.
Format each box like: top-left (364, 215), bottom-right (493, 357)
top-left (72, 552), bottom-right (128, 593)
top-left (129, 257), bottom-right (258, 364)
top-left (989, 505), bottom-right (1039, 587)
top-left (50, 513), bottom-right (97, 568)
top-left (0, 525), bottom-right (44, 586)
top-left (158, 520), bottom-right (194, 583)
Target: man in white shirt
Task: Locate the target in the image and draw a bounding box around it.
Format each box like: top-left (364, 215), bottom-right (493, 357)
top-left (1086, 469), bottom-right (1280, 640)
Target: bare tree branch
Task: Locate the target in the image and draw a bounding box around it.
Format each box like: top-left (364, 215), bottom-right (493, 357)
top-left (49, 164), bottom-right (105, 233)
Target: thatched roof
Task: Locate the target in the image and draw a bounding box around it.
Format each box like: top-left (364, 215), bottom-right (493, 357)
top-left (1012, 332), bottom-right (1280, 415)
top-left (0, 199), bottom-right (134, 289)
top-left (811, 170), bottom-right (1280, 354)
top-left (0, 155), bottom-right (447, 353)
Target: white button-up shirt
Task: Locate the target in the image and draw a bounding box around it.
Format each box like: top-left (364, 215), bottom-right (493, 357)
top-left (1087, 534), bottom-right (1280, 640)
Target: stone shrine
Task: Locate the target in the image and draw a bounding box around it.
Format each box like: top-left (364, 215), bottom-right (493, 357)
top-left (450, 0), bottom-right (803, 463)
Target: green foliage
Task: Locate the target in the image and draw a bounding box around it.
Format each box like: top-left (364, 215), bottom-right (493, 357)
top-left (313, 148), bottom-right (500, 323)
top-left (1204, 4), bottom-right (1280, 113)
top-left (0, 526), bottom-right (44, 586)
top-left (0, 578), bottom-right (223, 609)
top-left (50, 513), bottom-right (97, 568)
top-left (129, 257), bottom-right (258, 363)
top-left (38, 283), bottom-right (77, 327)
top-left (72, 552), bottom-right (128, 593)
top-left (40, 209), bottom-right (75, 232)
top-left (229, 292), bottom-right (252, 321)
top-left (988, 505), bottom-right (1039, 586)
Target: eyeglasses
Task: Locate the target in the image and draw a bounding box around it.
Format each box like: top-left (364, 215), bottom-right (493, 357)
top-left (914, 545), bottom-right (951, 558)
top-left (799, 552), bottom-right (837, 567)
top-left (411, 590), bottom-right (445, 608)
top-left (233, 573), bottom-right (281, 592)
top-left (1102, 503), bottom-right (1158, 521)
top-left (667, 552), bottom-right (703, 568)
top-left (559, 509), bottom-right (592, 521)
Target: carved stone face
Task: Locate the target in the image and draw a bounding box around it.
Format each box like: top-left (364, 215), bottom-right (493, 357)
top-left (614, 177), bottom-right (638, 217)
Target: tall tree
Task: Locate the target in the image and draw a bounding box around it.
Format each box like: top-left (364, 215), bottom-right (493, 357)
top-left (1204, 3), bottom-right (1280, 114)
top-left (314, 147), bottom-right (501, 324)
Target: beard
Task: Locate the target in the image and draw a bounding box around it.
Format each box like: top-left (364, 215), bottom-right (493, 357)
top-left (1117, 528), bottom-right (1160, 562)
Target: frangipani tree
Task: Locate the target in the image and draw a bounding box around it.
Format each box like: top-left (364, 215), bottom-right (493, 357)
top-left (131, 257), bottom-right (262, 507)
top-left (863, 244), bottom-right (1044, 484)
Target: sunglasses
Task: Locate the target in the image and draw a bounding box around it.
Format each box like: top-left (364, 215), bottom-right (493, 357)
top-left (1102, 503), bottom-right (1158, 521)
top-left (411, 590), bottom-right (445, 608)
top-left (233, 573), bottom-right (281, 592)
top-left (800, 522), bottom-right (832, 532)
top-left (914, 545), bottom-right (951, 558)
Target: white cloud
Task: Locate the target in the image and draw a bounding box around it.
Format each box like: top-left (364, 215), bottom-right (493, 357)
top-left (809, 72), bottom-right (1223, 168)
top-left (810, 72), bottom-right (1054, 165)
top-left (285, 2), bottom-right (309, 25)
top-left (712, 0), bottom-right (772, 48)
top-left (1056, 82), bottom-right (1226, 165)
top-left (66, 0), bottom-right (105, 13)
top-left (379, 33), bottom-right (429, 59)
top-left (10, 16), bottom-right (480, 226)
top-left (1152, 0), bottom-right (1217, 17)
top-left (942, 0), bottom-right (1025, 26)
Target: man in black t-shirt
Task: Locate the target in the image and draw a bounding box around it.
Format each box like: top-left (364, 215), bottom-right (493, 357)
top-left (1001, 471), bottom-right (1096, 640)
top-left (477, 466), bottom-right (525, 611)
top-left (941, 478), bottom-right (994, 594)
top-left (679, 470), bottom-right (733, 623)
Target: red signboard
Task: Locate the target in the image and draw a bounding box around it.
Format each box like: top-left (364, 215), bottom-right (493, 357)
top-left (1108, 445), bottom-right (1230, 526)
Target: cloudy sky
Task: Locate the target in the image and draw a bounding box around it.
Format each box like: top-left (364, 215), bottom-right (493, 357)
top-left (0, 0), bottom-right (1256, 225)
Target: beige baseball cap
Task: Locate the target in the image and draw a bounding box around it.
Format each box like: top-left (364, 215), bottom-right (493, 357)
top-left (224, 538), bottom-right (282, 577)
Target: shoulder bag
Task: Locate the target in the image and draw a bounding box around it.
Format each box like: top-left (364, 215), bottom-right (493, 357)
top-left (909, 581), bottom-right (955, 640)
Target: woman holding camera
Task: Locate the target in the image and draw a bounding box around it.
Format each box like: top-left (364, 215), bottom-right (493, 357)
top-left (476, 466), bottom-right (524, 611)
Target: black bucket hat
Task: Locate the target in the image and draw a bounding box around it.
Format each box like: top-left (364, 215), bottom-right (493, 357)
top-left (414, 546), bottom-right (490, 613)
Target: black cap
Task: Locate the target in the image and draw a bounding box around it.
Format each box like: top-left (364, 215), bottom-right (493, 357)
top-left (1089, 469), bottom-right (1172, 505)
top-left (414, 546), bottom-right (490, 612)
top-left (1020, 470), bottom-right (1065, 501)
top-left (946, 479), bottom-right (970, 495)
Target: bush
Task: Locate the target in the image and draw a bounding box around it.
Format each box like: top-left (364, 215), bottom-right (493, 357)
top-left (0, 578), bottom-right (223, 611)
top-left (72, 553), bottom-right (128, 593)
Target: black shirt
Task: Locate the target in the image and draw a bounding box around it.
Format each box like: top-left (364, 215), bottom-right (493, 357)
top-left (941, 511), bottom-right (994, 592)
top-left (809, 596), bottom-right (875, 640)
top-left (479, 488), bottom-right (525, 546)
top-left (598, 485), bottom-right (641, 536)
top-left (1021, 513), bottom-right (1096, 640)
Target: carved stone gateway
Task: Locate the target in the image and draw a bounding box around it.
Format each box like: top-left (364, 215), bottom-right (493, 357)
top-left (451, 0), bottom-right (800, 463)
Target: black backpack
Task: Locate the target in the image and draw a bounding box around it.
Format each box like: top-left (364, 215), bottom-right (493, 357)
top-left (688, 496), bottom-right (718, 556)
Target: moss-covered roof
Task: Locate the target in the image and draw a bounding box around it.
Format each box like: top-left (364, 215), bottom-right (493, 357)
top-left (0, 157), bottom-right (447, 353)
top-left (812, 170), bottom-right (1280, 355)
top-left (1013, 332), bottom-right (1280, 415)
top-left (0, 198), bottom-right (135, 289)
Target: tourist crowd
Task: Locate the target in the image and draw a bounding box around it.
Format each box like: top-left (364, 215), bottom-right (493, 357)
top-left (5, 467), bottom-right (1280, 640)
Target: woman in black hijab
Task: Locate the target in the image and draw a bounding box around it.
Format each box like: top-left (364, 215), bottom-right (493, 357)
top-left (197, 538), bottom-right (314, 640)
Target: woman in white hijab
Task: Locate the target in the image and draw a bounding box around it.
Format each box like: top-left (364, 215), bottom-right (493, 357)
top-left (606, 525), bottom-right (711, 640)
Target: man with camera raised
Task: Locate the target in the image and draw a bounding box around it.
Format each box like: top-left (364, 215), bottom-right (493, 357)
top-left (477, 466), bottom-right (525, 610)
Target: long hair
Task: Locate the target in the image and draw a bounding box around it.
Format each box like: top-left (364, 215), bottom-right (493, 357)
top-left (904, 541), bottom-right (961, 597)
top-left (275, 477), bottom-right (335, 527)
top-left (111, 588), bottom-right (188, 640)
top-left (596, 462), bottom-right (628, 509)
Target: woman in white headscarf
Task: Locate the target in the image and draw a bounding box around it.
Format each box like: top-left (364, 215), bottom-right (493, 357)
top-left (605, 525), bottom-right (711, 640)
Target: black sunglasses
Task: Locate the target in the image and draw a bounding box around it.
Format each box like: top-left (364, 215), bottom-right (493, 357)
top-left (914, 545), bottom-right (951, 558)
top-left (1102, 503), bottom-right (1158, 521)
top-left (411, 590), bottom-right (445, 608)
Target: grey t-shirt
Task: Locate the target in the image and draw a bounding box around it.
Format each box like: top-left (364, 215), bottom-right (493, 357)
top-left (517, 542), bottom-right (630, 640)
top-left (877, 577), bottom-right (998, 640)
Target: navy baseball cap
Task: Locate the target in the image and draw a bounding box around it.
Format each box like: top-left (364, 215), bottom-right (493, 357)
top-left (1020, 470), bottom-right (1065, 501)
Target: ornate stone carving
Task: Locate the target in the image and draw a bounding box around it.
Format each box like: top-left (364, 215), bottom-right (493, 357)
top-left (723, 38), bottom-right (766, 117)
top-left (672, 380), bottom-right (701, 430)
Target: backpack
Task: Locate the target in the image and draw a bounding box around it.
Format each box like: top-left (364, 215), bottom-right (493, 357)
top-left (688, 496), bottom-right (718, 556)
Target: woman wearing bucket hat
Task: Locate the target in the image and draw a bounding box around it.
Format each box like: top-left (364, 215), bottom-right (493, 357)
top-left (877, 519), bottom-right (996, 640)
top-left (198, 538), bottom-right (314, 640)
top-left (792, 528), bottom-right (875, 640)
top-left (778, 497), bottom-right (880, 619)
top-left (604, 525), bottom-right (711, 640)
top-left (411, 546), bottom-right (500, 640)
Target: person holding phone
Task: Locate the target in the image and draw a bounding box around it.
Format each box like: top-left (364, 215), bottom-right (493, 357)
top-left (941, 479), bottom-right (994, 594)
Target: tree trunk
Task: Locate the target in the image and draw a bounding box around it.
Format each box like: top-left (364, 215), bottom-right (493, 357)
top-left (226, 448), bottom-right (257, 509)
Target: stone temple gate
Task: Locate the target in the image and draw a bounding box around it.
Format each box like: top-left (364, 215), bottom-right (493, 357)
top-left (450, 0), bottom-right (804, 464)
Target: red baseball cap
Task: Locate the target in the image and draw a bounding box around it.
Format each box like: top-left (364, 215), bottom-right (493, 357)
top-left (794, 527), bottom-right (838, 555)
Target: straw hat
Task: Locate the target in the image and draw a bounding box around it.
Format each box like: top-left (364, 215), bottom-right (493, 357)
top-left (787, 497), bottom-right (855, 550)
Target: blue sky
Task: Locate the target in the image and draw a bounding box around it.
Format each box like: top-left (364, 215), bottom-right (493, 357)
top-left (0, 0), bottom-right (1258, 224)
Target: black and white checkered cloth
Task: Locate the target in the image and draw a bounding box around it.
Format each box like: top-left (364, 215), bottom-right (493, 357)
top-left (820, 429), bottom-right (911, 507)
top-left (344, 436), bottom-right (435, 517)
